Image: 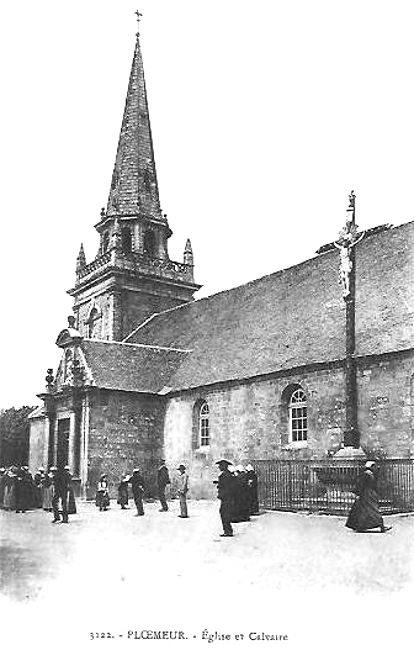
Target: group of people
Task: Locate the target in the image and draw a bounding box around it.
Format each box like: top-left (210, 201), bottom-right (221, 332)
top-left (215, 461), bottom-right (259, 537)
top-left (95, 460), bottom-right (190, 518)
top-left (0, 465), bottom-right (76, 523)
top-left (2, 458), bottom-right (389, 535)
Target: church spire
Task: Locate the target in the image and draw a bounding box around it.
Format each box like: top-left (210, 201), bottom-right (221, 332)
top-left (106, 14), bottom-right (163, 221)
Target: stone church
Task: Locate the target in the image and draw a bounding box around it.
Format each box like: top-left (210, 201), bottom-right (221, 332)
top-left (29, 23), bottom-right (414, 499)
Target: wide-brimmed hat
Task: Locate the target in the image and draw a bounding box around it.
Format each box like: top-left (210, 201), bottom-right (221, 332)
top-left (64, 465), bottom-right (70, 471)
top-left (177, 464), bottom-right (186, 471)
top-left (365, 460), bottom-right (376, 469)
top-left (216, 459), bottom-right (232, 467)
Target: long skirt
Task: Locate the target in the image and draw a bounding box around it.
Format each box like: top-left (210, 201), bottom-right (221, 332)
top-left (68, 488), bottom-right (77, 515)
top-left (3, 485), bottom-right (15, 510)
top-left (96, 491), bottom-right (110, 509)
top-left (42, 485), bottom-right (54, 511)
top-left (117, 485), bottom-right (129, 507)
top-left (346, 487), bottom-right (384, 531)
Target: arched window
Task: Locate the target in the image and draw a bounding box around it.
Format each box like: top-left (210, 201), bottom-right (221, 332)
top-left (88, 307), bottom-right (100, 339)
top-left (198, 401), bottom-right (210, 447)
top-left (102, 231), bottom-right (110, 252)
top-left (289, 388), bottom-right (308, 444)
top-left (143, 230), bottom-right (156, 257)
top-left (122, 227), bottom-right (132, 254)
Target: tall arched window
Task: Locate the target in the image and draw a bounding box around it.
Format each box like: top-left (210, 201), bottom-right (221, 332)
top-left (199, 401), bottom-right (210, 447)
top-left (143, 230), bottom-right (156, 257)
top-left (289, 388), bottom-right (308, 445)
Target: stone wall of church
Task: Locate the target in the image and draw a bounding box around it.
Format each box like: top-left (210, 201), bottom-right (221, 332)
top-left (164, 351), bottom-right (414, 498)
top-left (87, 389), bottom-right (166, 499)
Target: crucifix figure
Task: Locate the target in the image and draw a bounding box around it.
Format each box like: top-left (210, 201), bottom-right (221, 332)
top-left (135, 10), bottom-right (143, 24)
top-left (334, 192), bottom-right (364, 298)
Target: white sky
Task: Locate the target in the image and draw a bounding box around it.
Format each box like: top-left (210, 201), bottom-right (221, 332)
top-left (1, 0), bottom-right (413, 409)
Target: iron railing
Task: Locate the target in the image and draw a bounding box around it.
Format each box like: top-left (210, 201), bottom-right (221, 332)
top-left (252, 459), bottom-right (414, 515)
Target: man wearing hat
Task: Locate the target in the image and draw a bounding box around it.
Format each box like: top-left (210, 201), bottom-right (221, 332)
top-left (51, 466), bottom-right (71, 523)
top-left (215, 460), bottom-right (236, 537)
top-left (157, 460), bottom-right (170, 512)
top-left (129, 468), bottom-right (145, 516)
top-left (176, 464), bottom-right (189, 518)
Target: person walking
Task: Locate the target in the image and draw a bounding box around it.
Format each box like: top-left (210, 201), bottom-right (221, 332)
top-left (215, 459), bottom-right (236, 537)
top-left (129, 468), bottom-right (145, 516)
top-left (95, 474), bottom-right (110, 511)
top-left (176, 464), bottom-right (189, 518)
top-left (157, 460), bottom-right (170, 512)
top-left (346, 460), bottom-right (392, 533)
top-left (65, 466), bottom-right (77, 515)
top-left (51, 466), bottom-right (71, 524)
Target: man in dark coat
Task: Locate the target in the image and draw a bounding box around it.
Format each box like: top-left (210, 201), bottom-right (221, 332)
top-left (129, 468), bottom-right (145, 516)
top-left (157, 460), bottom-right (170, 512)
top-left (216, 459), bottom-right (236, 537)
top-left (245, 463), bottom-right (259, 515)
top-left (51, 466), bottom-right (71, 523)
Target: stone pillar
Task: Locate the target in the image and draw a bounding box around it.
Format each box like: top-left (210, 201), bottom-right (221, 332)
top-left (80, 392), bottom-right (90, 498)
top-left (344, 247), bottom-right (358, 447)
top-left (68, 412), bottom-right (76, 471)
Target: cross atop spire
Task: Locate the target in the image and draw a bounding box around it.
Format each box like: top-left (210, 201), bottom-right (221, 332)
top-left (135, 9), bottom-right (143, 34)
top-left (104, 15), bottom-right (164, 222)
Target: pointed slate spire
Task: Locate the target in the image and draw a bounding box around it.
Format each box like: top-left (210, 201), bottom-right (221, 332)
top-left (183, 238), bottom-right (194, 266)
top-left (76, 243), bottom-right (86, 276)
top-left (106, 21), bottom-right (163, 222)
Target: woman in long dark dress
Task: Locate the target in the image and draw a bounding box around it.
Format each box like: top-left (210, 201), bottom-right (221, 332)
top-left (346, 461), bottom-right (391, 533)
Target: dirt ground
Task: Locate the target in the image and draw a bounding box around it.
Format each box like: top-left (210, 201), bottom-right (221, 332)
top-left (1, 500), bottom-right (413, 649)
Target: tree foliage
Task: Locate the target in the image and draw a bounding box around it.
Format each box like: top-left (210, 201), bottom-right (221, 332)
top-left (0, 406), bottom-right (35, 467)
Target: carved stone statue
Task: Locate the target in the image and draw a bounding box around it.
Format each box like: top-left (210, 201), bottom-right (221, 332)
top-left (334, 222), bottom-right (364, 298)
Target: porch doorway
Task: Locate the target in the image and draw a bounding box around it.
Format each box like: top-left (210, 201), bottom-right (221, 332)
top-left (57, 418), bottom-right (70, 468)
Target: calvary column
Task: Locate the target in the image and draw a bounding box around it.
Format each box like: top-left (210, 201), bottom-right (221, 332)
top-left (334, 191), bottom-right (364, 450)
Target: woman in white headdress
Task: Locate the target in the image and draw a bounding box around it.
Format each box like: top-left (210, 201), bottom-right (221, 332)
top-left (346, 461), bottom-right (391, 533)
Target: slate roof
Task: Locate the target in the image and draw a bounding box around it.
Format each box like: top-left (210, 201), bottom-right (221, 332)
top-left (81, 340), bottom-right (189, 394)
top-left (122, 221), bottom-right (414, 392)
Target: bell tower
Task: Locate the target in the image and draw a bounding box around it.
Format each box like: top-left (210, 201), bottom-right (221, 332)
top-left (68, 15), bottom-right (201, 341)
